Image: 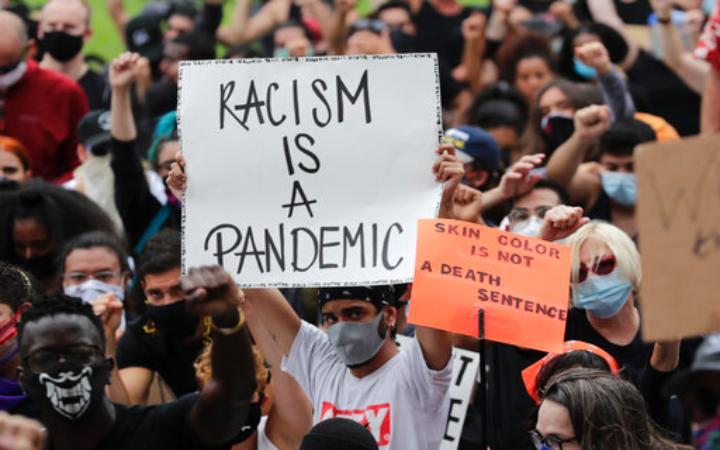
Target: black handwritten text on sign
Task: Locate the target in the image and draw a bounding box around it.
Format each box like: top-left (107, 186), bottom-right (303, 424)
top-left (179, 55), bottom-right (442, 287)
top-left (636, 135), bottom-right (720, 341)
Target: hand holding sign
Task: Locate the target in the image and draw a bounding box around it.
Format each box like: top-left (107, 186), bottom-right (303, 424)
top-left (167, 151), bottom-right (186, 201)
top-left (180, 55), bottom-right (443, 287)
top-left (409, 219), bottom-right (571, 353)
top-left (434, 143), bottom-right (466, 220)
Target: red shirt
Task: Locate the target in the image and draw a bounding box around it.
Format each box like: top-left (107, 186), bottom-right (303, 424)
top-left (0, 60), bottom-right (88, 182)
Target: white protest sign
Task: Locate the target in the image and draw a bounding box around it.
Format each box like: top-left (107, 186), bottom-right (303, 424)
top-left (178, 55), bottom-right (443, 287)
top-left (396, 335), bottom-right (479, 450)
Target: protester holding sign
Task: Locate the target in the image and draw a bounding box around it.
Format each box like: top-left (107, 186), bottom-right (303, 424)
top-left (168, 143), bottom-right (461, 450)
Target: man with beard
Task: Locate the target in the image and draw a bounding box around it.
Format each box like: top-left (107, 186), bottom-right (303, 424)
top-left (17, 265), bottom-right (257, 450)
top-left (116, 229), bottom-right (203, 404)
top-left (38, 0), bottom-right (109, 110)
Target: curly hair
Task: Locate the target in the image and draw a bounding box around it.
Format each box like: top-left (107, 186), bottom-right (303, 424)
top-left (0, 262), bottom-right (37, 312)
top-left (195, 344), bottom-right (269, 394)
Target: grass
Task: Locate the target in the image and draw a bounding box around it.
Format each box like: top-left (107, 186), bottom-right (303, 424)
top-left (28, 0), bottom-right (490, 62)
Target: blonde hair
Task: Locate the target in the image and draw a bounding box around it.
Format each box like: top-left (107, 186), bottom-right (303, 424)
top-left (567, 221), bottom-right (641, 290)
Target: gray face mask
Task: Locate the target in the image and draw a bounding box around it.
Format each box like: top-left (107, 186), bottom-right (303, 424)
top-left (327, 311), bottom-right (387, 367)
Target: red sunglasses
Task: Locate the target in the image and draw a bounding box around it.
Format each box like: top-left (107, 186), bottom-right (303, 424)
top-left (578, 256), bottom-right (616, 283)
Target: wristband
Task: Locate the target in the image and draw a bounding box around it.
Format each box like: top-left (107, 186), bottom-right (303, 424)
top-left (211, 308), bottom-right (245, 335)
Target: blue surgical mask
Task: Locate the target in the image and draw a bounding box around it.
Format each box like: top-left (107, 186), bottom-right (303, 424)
top-left (601, 171), bottom-right (637, 207)
top-left (326, 311), bottom-right (387, 367)
top-left (573, 269), bottom-right (633, 319)
top-left (573, 58), bottom-right (598, 80)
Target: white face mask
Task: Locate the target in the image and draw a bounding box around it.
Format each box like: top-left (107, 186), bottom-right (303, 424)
top-left (64, 279), bottom-right (124, 304)
top-left (509, 216), bottom-right (544, 238)
top-left (0, 62), bottom-right (27, 90)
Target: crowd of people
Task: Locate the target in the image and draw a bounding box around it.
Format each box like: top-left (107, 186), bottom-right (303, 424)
top-left (0, 0), bottom-right (719, 447)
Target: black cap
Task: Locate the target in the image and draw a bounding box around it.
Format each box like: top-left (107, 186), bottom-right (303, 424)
top-left (299, 418), bottom-right (379, 450)
top-left (125, 14), bottom-right (164, 62)
top-left (317, 286), bottom-right (396, 309)
top-left (77, 110), bottom-right (112, 151)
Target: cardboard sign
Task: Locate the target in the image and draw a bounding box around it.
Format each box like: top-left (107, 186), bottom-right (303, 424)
top-left (635, 135), bottom-right (720, 341)
top-left (408, 219), bottom-right (571, 353)
top-left (178, 55), bottom-right (442, 287)
top-left (395, 336), bottom-right (480, 450)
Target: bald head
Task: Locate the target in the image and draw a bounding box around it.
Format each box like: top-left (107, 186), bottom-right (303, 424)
top-left (0, 11), bottom-right (27, 67)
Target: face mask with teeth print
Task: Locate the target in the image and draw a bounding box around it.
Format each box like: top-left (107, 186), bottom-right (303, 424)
top-left (39, 366), bottom-right (93, 420)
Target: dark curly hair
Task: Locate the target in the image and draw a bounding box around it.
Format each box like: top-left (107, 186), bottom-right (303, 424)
top-left (17, 295), bottom-right (106, 354)
top-left (0, 262), bottom-right (37, 312)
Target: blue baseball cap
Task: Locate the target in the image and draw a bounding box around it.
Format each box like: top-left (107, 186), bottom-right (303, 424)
top-left (443, 126), bottom-right (500, 172)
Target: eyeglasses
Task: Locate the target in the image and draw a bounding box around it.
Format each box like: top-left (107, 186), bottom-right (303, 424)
top-left (530, 430), bottom-right (577, 450)
top-left (23, 344), bottom-right (104, 373)
top-left (508, 206), bottom-right (553, 224)
top-left (578, 256), bottom-right (616, 283)
top-left (64, 270), bottom-right (122, 285)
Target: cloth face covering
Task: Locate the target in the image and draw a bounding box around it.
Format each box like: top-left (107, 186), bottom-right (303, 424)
top-left (326, 312), bottom-right (386, 367)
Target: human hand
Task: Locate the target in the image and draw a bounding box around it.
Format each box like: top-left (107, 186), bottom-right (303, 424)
top-left (182, 266), bottom-right (243, 322)
top-left (539, 205), bottom-right (589, 241)
top-left (433, 144), bottom-right (466, 219)
top-left (90, 293), bottom-right (123, 338)
top-left (574, 41), bottom-right (612, 75)
top-left (0, 411), bottom-right (46, 450)
top-left (109, 52), bottom-right (140, 89)
top-left (498, 153), bottom-right (545, 199)
top-left (649, 0), bottom-right (672, 20)
top-left (493, 0), bottom-right (516, 15)
top-left (336, 0), bottom-right (356, 14)
top-left (451, 185), bottom-right (484, 223)
top-left (573, 105), bottom-right (612, 141)
top-left (167, 151), bottom-right (186, 200)
top-left (462, 12), bottom-right (486, 41)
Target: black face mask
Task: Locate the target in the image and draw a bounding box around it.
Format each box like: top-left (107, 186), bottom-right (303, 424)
top-left (541, 115), bottom-right (575, 156)
top-left (41, 31), bottom-right (84, 62)
top-left (145, 300), bottom-right (199, 339)
top-left (22, 362), bottom-right (110, 421)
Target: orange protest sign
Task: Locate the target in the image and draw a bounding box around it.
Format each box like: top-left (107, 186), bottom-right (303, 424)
top-left (408, 219), bottom-right (571, 353)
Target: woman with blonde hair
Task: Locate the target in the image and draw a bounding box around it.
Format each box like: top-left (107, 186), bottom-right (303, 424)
top-left (539, 211), bottom-right (683, 383)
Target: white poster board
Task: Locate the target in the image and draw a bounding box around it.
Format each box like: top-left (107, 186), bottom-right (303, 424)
top-left (178, 55), bottom-right (443, 287)
top-left (396, 335), bottom-right (479, 450)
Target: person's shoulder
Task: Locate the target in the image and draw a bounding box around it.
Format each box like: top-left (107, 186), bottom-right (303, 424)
top-left (28, 61), bottom-right (84, 94)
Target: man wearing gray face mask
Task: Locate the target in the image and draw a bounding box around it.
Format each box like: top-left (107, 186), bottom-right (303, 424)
top-left (243, 284), bottom-right (453, 450)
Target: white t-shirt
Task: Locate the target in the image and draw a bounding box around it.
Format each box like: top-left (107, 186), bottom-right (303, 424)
top-left (282, 321), bottom-right (452, 450)
top-left (256, 417), bottom-right (279, 450)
